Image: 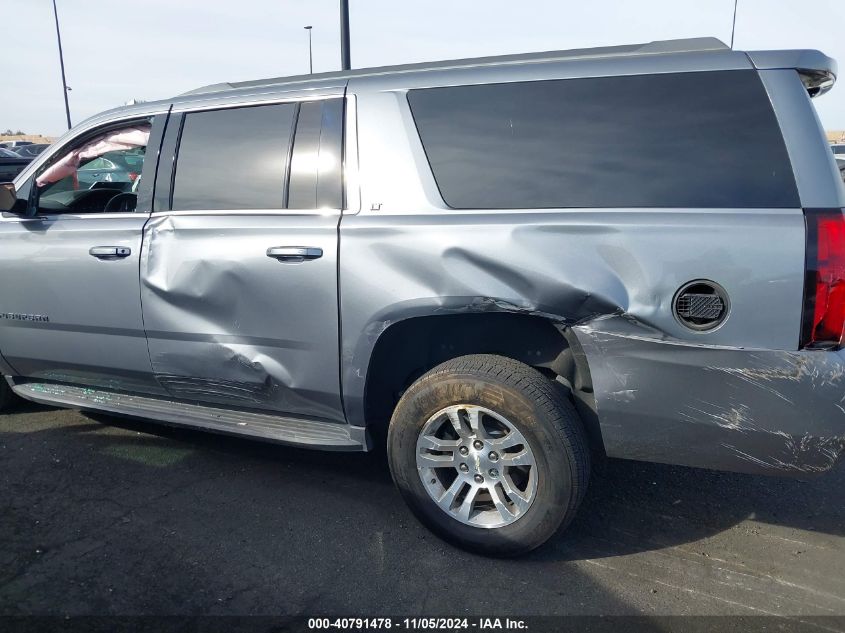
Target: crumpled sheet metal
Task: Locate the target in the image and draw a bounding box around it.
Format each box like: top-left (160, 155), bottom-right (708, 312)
top-left (573, 316), bottom-right (845, 475)
top-left (337, 211), bottom-right (845, 473)
top-left (140, 213), bottom-right (345, 423)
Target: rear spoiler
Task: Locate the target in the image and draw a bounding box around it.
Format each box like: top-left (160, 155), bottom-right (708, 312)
top-left (747, 49), bottom-right (838, 97)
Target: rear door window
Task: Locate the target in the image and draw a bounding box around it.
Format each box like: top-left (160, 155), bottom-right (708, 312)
top-left (167, 98), bottom-right (344, 212)
top-left (407, 71), bottom-right (799, 209)
top-left (171, 103), bottom-right (297, 211)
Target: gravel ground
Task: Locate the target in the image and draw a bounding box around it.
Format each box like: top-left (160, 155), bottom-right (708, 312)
top-left (1, 399), bottom-right (843, 620)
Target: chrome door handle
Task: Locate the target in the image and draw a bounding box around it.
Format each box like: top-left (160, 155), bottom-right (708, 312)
top-left (266, 246), bottom-right (323, 262)
top-left (89, 246), bottom-right (131, 259)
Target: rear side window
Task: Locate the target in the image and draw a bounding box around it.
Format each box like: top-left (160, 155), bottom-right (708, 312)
top-left (408, 71), bottom-right (799, 209)
top-left (172, 103), bottom-right (297, 210)
top-left (288, 98), bottom-right (344, 209)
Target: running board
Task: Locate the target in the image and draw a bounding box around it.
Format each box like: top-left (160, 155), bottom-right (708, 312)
top-left (12, 382), bottom-right (366, 451)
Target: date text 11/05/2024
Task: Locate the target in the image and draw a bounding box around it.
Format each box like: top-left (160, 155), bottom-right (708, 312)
top-left (307, 618), bottom-right (528, 630)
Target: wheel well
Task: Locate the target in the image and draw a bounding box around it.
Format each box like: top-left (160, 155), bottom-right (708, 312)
top-left (363, 313), bottom-right (603, 456)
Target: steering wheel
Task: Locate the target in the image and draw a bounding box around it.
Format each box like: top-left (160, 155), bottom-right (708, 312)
top-left (104, 192), bottom-right (138, 213)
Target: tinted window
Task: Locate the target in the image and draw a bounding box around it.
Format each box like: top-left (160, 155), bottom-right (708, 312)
top-left (317, 98), bottom-right (344, 209)
top-left (834, 146), bottom-right (845, 155)
top-left (287, 102), bottom-right (321, 209)
top-left (172, 103), bottom-right (297, 210)
top-left (288, 98), bottom-right (344, 209)
top-left (408, 71), bottom-right (799, 209)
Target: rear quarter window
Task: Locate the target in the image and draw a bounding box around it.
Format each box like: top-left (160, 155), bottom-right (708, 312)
top-left (407, 70), bottom-right (799, 209)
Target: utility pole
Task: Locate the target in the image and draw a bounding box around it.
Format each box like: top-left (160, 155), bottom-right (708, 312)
top-left (51, 0), bottom-right (72, 129)
top-left (304, 25), bottom-right (313, 74)
top-left (340, 0), bottom-right (351, 70)
top-left (730, 0), bottom-right (739, 49)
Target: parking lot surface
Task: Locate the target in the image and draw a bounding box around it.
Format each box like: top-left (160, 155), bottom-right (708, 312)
top-left (1, 400), bottom-right (843, 618)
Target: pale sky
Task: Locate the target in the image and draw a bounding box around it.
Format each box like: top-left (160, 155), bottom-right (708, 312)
top-left (3, 0), bottom-right (844, 136)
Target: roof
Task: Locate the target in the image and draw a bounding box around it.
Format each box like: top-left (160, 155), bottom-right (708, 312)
top-left (59, 36), bottom-right (836, 139)
top-left (179, 37), bottom-right (731, 97)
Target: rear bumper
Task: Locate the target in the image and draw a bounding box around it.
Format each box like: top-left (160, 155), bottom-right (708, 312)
top-left (573, 319), bottom-right (845, 476)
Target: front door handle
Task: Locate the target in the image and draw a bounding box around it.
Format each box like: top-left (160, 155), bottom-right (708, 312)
top-left (89, 246), bottom-right (131, 259)
top-left (266, 246), bottom-right (323, 262)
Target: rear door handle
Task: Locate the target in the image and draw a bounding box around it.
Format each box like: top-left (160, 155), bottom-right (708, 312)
top-left (89, 246), bottom-right (131, 259)
top-left (266, 246), bottom-right (323, 262)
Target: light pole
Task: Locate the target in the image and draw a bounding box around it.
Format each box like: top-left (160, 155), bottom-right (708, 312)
top-left (304, 25), bottom-right (313, 74)
top-left (340, 0), bottom-right (351, 70)
top-left (730, 0), bottom-right (739, 49)
top-left (51, 0), bottom-right (72, 129)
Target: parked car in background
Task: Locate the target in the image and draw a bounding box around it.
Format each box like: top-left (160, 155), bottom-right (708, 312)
top-left (13, 144), bottom-right (50, 159)
top-left (0, 147), bottom-right (31, 182)
top-left (0, 140), bottom-right (33, 149)
top-left (76, 150), bottom-right (144, 189)
top-left (832, 143), bottom-right (845, 156)
top-left (0, 38), bottom-right (844, 556)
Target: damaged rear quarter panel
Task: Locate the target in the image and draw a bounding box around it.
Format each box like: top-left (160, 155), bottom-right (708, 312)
top-left (337, 84), bottom-right (845, 474)
top-left (338, 210), bottom-right (809, 441)
top-left (340, 210), bottom-right (845, 475)
top-left (573, 318), bottom-right (845, 475)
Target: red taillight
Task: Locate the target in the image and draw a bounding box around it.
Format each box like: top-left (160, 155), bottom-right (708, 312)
top-left (128, 172), bottom-right (139, 182)
top-left (802, 209), bottom-right (845, 349)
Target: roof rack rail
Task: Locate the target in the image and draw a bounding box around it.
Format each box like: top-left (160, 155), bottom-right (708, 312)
top-left (179, 37), bottom-right (730, 97)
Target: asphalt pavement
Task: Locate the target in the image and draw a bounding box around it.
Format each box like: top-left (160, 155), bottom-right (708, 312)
top-left (1, 399), bottom-right (843, 619)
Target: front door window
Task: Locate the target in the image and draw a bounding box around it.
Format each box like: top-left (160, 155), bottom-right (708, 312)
top-left (35, 122), bottom-right (150, 215)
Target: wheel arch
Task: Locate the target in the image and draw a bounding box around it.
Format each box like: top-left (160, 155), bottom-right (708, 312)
top-left (345, 307), bottom-right (603, 458)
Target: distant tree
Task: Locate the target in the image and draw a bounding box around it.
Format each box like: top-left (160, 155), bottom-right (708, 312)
top-left (14, 130), bottom-right (24, 135)
top-left (1, 129), bottom-right (13, 136)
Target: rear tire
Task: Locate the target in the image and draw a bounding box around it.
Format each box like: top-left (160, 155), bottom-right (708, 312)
top-left (387, 354), bottom-right (590, 556)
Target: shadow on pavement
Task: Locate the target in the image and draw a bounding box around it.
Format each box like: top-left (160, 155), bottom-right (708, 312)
top-left (0, 404), bottom-right (842, 615)
top-left (67, 410), bottom-right (845, 550)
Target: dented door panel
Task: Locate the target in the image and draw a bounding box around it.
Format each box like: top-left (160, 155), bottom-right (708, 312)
top-left (0, 214), bottom-right (163, 394)
top-left (140, 213), bottom-right (344, 422)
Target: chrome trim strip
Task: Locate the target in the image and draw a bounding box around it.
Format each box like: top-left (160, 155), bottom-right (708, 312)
top-left (13, 382), bottom-right (367, 451)
top-left (343, 93), bottom-right (361, 215)
top-left (150, 208), bottom-right (341, 218)
top-left (170, 92), bottom-right (346, 114)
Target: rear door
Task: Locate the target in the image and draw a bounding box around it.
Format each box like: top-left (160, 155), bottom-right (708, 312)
top-left (140, 97), bottom-right (346, 422)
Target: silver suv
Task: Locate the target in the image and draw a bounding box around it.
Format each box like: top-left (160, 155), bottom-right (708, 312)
top-left (1, 38), bottom-right (844, 556)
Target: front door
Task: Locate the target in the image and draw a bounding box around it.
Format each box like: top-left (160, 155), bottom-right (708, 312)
top-left (0, 114), bottom-right (167, 394)
top-left (140, 97), bottom-right (346, 422)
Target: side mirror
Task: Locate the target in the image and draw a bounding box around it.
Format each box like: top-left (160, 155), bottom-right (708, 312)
top-left (0, 182), bottom-right (17, 212)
